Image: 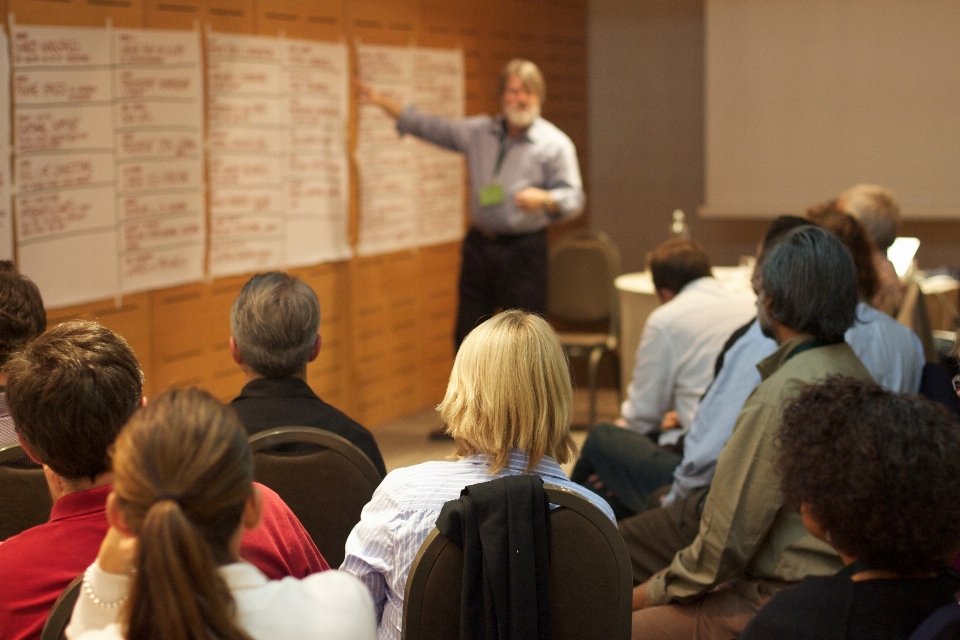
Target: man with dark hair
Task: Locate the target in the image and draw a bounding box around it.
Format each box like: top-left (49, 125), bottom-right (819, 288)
top-left (229, 272), bottom-right (385, 476)
top-left (571, 238), bottom-right (755, 517)
top-left (627, 227), bottom-right (873, 640)
top-left (0, 266), bottom-right (46, 451)
top-left (0, 321), bottom-right (329, 640)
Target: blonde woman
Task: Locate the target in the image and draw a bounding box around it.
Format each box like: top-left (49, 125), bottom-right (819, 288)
top-left (341, 310), bottom-right (615, 640)
top-left (66, 388), bottom-right (375, 640)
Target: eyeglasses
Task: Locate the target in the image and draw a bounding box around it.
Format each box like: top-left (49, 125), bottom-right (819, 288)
top-left (953, 374), bottom-right (960, 394)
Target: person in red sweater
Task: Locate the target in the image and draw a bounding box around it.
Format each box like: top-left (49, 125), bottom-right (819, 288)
top-left (0, 320), bottom-right (329, 640)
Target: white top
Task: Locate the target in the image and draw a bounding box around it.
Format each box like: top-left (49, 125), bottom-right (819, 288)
top-left (621, 276), bottom-right (756, 446)
top-left (66, 562), bottom-right (376, 640)
top-left (339, 450), bottom-right (615, 640)
top-left (663, 302), bottom-right (925, 505)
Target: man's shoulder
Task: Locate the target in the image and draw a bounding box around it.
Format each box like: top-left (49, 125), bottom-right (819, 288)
top-left (528, 117), bottom-right (576, 149)
top-left (758, 342), bottom-right (871, 402)
top-left (649, 280), bottom-right (754, 334)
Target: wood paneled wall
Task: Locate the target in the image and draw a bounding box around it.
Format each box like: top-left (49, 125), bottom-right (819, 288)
top-left (16, 0), bottom-right (588, 427)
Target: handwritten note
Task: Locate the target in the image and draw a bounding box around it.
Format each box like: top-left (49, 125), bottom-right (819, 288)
top-left (13, 24), bottom-right (118, 308)
top-left (355, 45), bottom-right (464, 257)
top-left (412, 47), bottom-right (465, 246)
top-left (114, 28), bottom-right (205, 295)
top-left (0, 31), bottom-right (12, 261)
top-left (12, 25), bottom-right (205, 308)
top-left (206, 33), bottom-right (350, 278)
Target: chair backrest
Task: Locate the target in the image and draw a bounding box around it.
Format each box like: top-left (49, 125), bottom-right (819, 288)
top-left (0, 443), bottom-right (52, 540)
top-left (402, 484), bottom-right (633, 640)
top-left (908, 602), bottom-right (960, 640)
top-left (39, 574), bottom-right (82, 640)
top-left (248, 426), bottom-right (383, 567)
top-left (898, 281), bottom-right (937, 363)
top-left (547, 229), bottom-right (621, 329)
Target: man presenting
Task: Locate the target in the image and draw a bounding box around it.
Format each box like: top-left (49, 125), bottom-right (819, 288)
top-left (357, 59), bottom-right (585, 349)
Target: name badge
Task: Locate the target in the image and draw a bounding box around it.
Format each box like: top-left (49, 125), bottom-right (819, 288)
top-left (479, 183), bottom-right (505, 207)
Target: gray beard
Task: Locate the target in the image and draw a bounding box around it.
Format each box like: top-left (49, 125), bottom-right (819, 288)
top-left (504, 104), bottom-right (539, 129)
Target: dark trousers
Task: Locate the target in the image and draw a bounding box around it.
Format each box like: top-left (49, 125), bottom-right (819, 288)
top-left (454, 227), bottom-right (548, 350)
top-left (571, 423), bottom-right (683, 520)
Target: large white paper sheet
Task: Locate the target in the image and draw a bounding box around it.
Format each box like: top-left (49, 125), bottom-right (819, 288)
top-left (355, 45), bottom-right (464, 257)
top-left (0, 31), bottom-right (12, 261)
top-left (114, 28), bottom-right (205, 295)
top-left (11, 24), bottom-right (206, 307)
top-left (206, 33), bottom-right (350, 278)
top-left (12, 24), bottom-right (119, 307)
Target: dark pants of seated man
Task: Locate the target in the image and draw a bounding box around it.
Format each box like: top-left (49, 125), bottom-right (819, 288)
top-left (571, 423), bottom-right (683, 520)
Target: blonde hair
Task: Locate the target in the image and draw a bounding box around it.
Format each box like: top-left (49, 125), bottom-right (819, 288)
top-left (439, 310), bottom-right (574, 473)
top-left (498, 59), bottom-right (546, 104)
top-left (112, 388), bottom-right (254, 640)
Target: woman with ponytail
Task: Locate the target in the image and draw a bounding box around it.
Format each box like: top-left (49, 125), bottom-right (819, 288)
top-left (66, 388), bottom-right (375, 640)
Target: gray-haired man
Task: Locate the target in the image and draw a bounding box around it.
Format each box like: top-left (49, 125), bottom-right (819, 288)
top-left (229, 272), bottom-right (386, 476)
top-left (357, 58), bottom-right (584, 350)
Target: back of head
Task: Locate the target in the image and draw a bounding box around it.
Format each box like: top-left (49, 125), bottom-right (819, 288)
top-left (806, 203), bottom-right (880, 302)
top-left (760, 226), bottom-right (858, 342)
top-left (6, 320), bottom-right (142, 481)
top-left (837, 184), bottom-right (900, 251)
top-left (439, 310), bottom-right (574, 473)
top-left (647, 238), bottom-right (712, 295)
top-left (230, 272), bottom-right (320, 379)
top-left (498, 58), bottom-right (546, 104)
top-left (778, 377), bottom-right (960, 574)
top-left (113, 388), bottom-right (253, 640)
top-left (0, 269), bottom-right (46, 367)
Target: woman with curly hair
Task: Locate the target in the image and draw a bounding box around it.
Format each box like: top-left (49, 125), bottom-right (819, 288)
top-left (740, 376), bottom-right (960, 640)
top-left (65, 388), bottom-right (376, 640)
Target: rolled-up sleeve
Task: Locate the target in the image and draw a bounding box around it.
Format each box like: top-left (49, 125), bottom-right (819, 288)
top-left (544, 139), bottom-right (585, 220)
top-left (647, 400), bottom-right (782, 605)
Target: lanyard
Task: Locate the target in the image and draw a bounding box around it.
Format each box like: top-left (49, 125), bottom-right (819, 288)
top-left (784, 336), bottom-right (842, 363)
top-left (493, 132), bottom-right (509, 177)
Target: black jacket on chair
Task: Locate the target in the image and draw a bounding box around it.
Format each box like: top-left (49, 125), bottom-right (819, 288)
top-left (435, 474), bottom-right (551, 640)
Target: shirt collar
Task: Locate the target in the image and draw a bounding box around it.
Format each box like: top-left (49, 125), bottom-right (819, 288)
top-left (489, 115), bottom-right (540, 143)
top-left (50, 483), bottom-right (113, 522)
top-left (460, 449), bottom-right (568, 482)
top-left (675, 276), bottom-right (717, 296)
top-left (756, 333), bottom-right (816, 380)
top-left (237, 377), bottom-right (318, 400)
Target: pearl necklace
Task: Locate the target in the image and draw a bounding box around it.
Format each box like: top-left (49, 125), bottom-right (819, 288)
top-left (81, 565), bottom-right (129, 609)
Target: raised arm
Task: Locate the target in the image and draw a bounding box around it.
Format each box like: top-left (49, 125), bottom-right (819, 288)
top-left (354, 78), bottom-right (403, 121)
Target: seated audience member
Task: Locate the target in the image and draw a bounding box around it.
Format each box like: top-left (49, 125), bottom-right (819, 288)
top-left (571, 238), bottom-right (755, 517)
top-left (660, 206), bottom-right (923, 512)
top-left (229, 271), bottom-right (385, 477)
top-left (627, 227), bottom-right (872, 640)
top-left (0, 321), bottom-right (328, 640)
top-left (837, 183), bottom-right (904, 315)
top-left (660, 215), bottom-right (809, 509)
top-left (341, 310), bottom-right (615, 640)
top-left (66, 388), bottom-right (376, 640)
top-left (740, 377), bottom-right (960, 640)
top-left (0, 264), bottom-right (46, 453)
